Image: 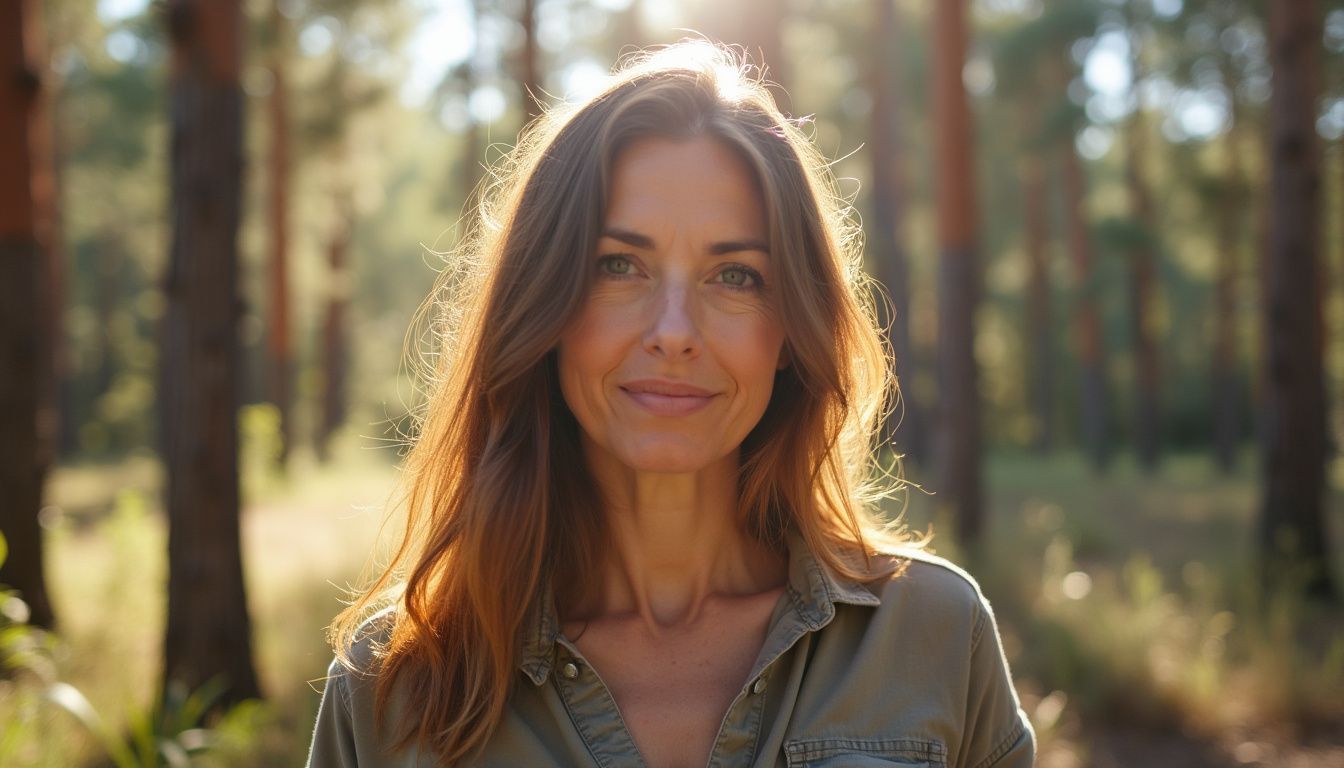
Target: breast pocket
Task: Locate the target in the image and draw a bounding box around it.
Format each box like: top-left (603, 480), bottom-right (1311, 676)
top-left (783, 737), bottom-right (946, 768)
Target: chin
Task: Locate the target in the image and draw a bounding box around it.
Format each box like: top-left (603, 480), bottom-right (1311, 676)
top-left (612, 438), bottom-right (726, 475)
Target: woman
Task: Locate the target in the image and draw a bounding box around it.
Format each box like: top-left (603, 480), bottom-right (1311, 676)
top-left (308, 42), bottom-right (1034, 767)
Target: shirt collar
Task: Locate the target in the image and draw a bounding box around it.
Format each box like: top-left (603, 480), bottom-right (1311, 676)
top-left (518, 573), bottom-right (562, 686)
top-left (783, 530), bottom-right (882, 631)
top-left (516, 530), bottom-right (880, 686)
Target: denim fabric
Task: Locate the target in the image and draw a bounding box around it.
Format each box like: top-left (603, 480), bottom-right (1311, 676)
top-left (307, 536), bottom-right (1035, 767)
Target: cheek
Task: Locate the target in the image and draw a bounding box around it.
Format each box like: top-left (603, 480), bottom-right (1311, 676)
top-left (707, 312), bottom-right (786, 395)
top-left (563, 303), bottom-right (613, 353)
top-left (556, 303), bottom-right (628, 409)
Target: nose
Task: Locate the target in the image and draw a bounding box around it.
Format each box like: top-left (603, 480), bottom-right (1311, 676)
top-left (642, 280), bottom-right (700, 360)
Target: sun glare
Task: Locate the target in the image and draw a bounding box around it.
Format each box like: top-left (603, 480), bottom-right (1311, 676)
top-left (635, 40), bottom-right (754, 102)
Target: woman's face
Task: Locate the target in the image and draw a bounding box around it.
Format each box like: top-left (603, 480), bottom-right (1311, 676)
top-left (557, 136), bottom-right (787, 475)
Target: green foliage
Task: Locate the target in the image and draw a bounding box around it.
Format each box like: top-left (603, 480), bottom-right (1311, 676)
top-left (1025, 538), bottom-right (1234, 726)
top-left (47, 677), bottom-right (229, 768)
top-left (241, 403), bottom-right (285, 497)
top-left (1, 529), bottom-right (260, 767)
top-left (1021, 540), bottom-right (1344, 732)
top-left (1039, 98), bottom-right (1089, 147)
top-left (0, 617), bottom-right (59, 765)
top-left (0, 533), bottom-right (60, 766)
top-left (1094, 215), bottom-right (1159, 255)
top-left (992, 0), bottom-right (1100, 93)
top-left (901, 452), bottom-right (1344, 755)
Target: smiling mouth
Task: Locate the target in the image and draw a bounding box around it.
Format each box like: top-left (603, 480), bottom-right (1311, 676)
top-left (620, 380), bottom-right (717, 416)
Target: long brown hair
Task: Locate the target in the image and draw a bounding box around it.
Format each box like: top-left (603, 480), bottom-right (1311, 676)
top-left (331, 41), bottom-right (917, 763)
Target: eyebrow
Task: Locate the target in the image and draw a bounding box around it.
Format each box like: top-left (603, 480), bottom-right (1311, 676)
top-left (601, 227), bottom-right (770, 256)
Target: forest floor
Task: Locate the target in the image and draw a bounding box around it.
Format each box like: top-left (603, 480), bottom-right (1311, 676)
top-left (4, 440), bottom-right (1343, 767)
top-left (898, 450), bottom-right (1344, 768)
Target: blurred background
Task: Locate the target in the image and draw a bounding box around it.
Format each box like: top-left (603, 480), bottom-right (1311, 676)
top-left (1, 0), bottom-right (1342, 765)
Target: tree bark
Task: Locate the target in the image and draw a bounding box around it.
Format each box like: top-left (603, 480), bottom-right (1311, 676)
top-left (1123, 105), bottom-right (1163, 471)
top-left (1059, 130), bottom-right (1110, 471)
top-left (0, 0), bottom-right (57, 630)
top-left (1021, 96), bottom-right (1054, 455)
top-left (266, 0), bottom-right (293, 468)
top-left (1212, 89), bottom-right (1245, 474)
top-left (520, 0), bottom-right (541, 121)
top-left (932, 0), bottom-right (983, 544)
top-left (1261, 0), bottom-right (1334, 599)
top-left (160, 0), bottom-right (261, 703)
top-left (868, 0), bottom-right (926, 466)
top-left (459, 0), bottom-right (484, 206)
top-left (316, 198), bottom-right (351, 464)
top-left (93, 240), bottom-right (123, 406)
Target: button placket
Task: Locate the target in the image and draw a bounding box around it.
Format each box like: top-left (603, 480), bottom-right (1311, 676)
top-left (705, 665), bottom-right (772, 768)
top-left (552, 643), bottom-right (647, 767)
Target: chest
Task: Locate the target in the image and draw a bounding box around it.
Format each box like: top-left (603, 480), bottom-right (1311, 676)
top-left (568, 597), bottom-right (779, 768)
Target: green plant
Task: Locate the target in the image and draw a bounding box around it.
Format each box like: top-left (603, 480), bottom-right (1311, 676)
top-left (0, 531), bottom-right (60, 765)
top-left (1, 531), bottom-right (245, 767)
top-left (47, 676), bottom-right (229, 768)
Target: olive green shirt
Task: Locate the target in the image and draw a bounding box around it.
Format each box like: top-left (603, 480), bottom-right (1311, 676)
top-left (308, 538), bottom-right (1035, 767)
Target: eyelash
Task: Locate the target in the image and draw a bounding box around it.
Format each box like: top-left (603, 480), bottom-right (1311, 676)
top-left (715, 264), bottom-right (766, 291)
top-left (596, 254), bottom-right (637, 277)
top-left (595, 255), bottom-right (767, 292)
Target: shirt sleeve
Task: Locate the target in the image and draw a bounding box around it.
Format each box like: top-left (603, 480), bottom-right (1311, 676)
top-left (307, 658), bottom-right (360, 768)
top-left (961, 600), bottom-right (1035, 768)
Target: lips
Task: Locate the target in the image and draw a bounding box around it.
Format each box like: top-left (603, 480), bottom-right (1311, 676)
top-left (619, 379), bottom-right (717, 416)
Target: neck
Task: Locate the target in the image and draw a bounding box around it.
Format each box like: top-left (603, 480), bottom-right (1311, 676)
top-left (578, 441), bottom-right (786, 631)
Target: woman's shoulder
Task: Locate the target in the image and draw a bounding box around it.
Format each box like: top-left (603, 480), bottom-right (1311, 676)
top-left (309, 609), bottom-right (414, 767)
top-left (828, 553), bottom-right (1034, 767)
top-left (326, 607), bottom-right (398, 684)
top-left (858, 548), bottom-right (999, 641)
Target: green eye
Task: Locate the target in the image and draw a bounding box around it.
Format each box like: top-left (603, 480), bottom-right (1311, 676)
top-left (719, 267), bottom-right (759, 288)
top-left (600, 256), bottom-right (633, 275)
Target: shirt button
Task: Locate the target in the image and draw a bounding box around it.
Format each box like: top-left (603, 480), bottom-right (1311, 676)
top-left (561, 662), bottom-right (579, 680)
top-left (751, 676), bottom-right (767, 695)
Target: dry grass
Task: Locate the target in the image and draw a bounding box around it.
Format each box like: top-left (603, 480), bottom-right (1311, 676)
top-left (894, 449), bottom-right (1344, 767)
top-left (3, 430), bottom-right (400, 767)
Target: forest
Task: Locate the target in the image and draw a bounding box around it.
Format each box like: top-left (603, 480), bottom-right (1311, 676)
top-left (1, 0), bottom-right (1342, 765)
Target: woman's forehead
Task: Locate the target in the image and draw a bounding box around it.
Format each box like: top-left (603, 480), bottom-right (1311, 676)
top-left (604, 136), bottom-right (767, 240)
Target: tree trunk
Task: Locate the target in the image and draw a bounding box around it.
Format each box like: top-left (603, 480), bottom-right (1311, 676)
top-left (520, 0), bottom-right (541, 121)
top-left (459, 0), bottom-right (484, 206)
top-left (266, 0), bottom-right (293, 468)
top-left (868, 0), bottom-right (926, 466)
top-left (1123, 106), bottom-right (1162, 471)
top-left (316, 202), bottom-right (351, 464)
top-left (932, 0), bottom-right (983, 544)
top-left (1247, 105), bottom-right (1272, 459)
top-left (1021, 97), bottom-right (1054, 455)
top-left (0, 0), bottom-right (57, 630)
top-left (1212, 95), bottom-right (1245, 473)
top-left (30, 0), bottom-right (60, 489)
top-left (93, 241), bottom-right (123, 404)
top-left (1059, 131), bottom-right (1110, 471)
top-left (1261, 0), bottom-right (1334, 599)
top-left (160, 0), bottom-right (261, 703)
top-left (47, 69), bottom-right (72, 463)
